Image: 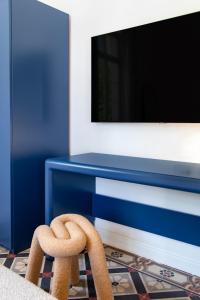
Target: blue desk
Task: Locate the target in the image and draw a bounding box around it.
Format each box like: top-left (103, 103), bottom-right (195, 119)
top-left (45, 153), bottom-right (200, 246)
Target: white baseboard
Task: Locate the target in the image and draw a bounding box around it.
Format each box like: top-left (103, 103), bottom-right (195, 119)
top-left (95, 218), bottom-right (200, 276)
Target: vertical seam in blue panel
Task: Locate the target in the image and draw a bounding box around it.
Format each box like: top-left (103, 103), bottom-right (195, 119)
top-left (9, 0), bottom-right (14, 251)
top-left (67, 14), bottom-right (70, 155)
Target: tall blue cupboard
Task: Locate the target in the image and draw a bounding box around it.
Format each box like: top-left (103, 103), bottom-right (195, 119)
top-left (0, 0), bottom-right (69, 252)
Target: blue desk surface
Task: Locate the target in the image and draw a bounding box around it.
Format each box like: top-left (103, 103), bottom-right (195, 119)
top-left (46, 153), bottom-right (200, 193)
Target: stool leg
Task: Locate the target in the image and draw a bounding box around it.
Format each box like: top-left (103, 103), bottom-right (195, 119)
top-left (52, 257), bottom-right (72, 300)
top-left (70, 255), bottom-right (80, 285)
top-left (88, 243), bottom-right (113, 300)
top-left (25, 232), bottom-right (44, 285)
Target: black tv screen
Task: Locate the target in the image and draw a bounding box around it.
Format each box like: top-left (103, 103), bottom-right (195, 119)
top-left (92, 12), bottom-right (200, 122)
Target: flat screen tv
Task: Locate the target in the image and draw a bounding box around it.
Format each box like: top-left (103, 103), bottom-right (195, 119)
top-left (92, 12), bottom-right (200, 122)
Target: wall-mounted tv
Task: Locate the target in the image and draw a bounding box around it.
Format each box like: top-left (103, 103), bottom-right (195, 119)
top-left (92, 12), bottom-right (200, 122)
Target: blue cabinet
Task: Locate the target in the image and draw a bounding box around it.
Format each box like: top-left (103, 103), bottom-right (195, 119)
top-left (0, 0), bottom-right (69, 252)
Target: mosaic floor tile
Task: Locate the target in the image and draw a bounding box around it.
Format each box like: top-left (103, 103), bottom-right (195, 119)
top-left (79, 254), bottom-right (86, 271)
top-left (110, 272), bottom-right (137, 296)
top-left (105, 245), bottom-right (151, 270)
top-left (10, 257), bottom-right (28, 274)
top-left (146, 264), bottom-right (189, 285)
top-left (140, 273), bottom-right (181, 293)
top-left (154, 298), bottom-right (190, 300)
top-left (19, 248), bottom-right (30, 254)
top-left (105, 245), bottom-right (200, 296)
top-left (1, 244), bottom-right (200, 300)
top-left (0, 246), bottom-right (9, 255)
top-left (10, 256), bottom-right (45, 274)
top-left (183, 276), bottom-right (200, 295)
top-left (105, 246), bottom-right (139, 266)
top-left (49, 274), bottom-right (88, 299)
top-left (107, 259), bottom-right (126, 269)
top-left (0, 258), bottom-right (6, 265)
top-left (69, 275), bottom-right (89, 299)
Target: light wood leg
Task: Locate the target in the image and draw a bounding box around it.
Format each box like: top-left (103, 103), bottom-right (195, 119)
top-left (88, 243), bottom-right (113, 300)
top-left (51, 257), bottom-right (72, 300)
top-left (25, 231), bottom-right (44, 285)
top-left (70, 255), bottom-right (79, 285)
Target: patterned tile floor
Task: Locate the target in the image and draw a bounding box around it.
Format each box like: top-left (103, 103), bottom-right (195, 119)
top-left (0, 245), bottom-right (200, 300)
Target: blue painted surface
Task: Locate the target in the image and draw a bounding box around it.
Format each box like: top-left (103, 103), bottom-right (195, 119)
top-left (0, 0), bottom-right (12, 249)
top-left (53, 171), bottom-right (95, 220)
top-left (0, 0), bottom-right (69, 252)
top-left (93, 194), bottom-right (200, 246)
top-left (67, 153), bottom-right (200, 180)
top-left (45, 163), bottom-right (95, 224)
top-left (45, 152), bottom-right (200, 246)
top-left (46, 153), bottom-right (200, 194)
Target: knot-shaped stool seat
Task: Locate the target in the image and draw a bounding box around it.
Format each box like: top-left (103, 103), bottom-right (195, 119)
top-left (26, 214), bottom-right (114, 300)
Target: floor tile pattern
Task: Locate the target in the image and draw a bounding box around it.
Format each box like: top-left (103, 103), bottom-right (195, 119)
top-left (0, 245), bottom-right (200, 300)
top-left (105, 245), bottom-right (200, 295)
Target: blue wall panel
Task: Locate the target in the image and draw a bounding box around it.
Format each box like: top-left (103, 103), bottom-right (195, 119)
top-left (0, 0), bottom-right (69, 252)
top-left (11, 0), bottom-right (69, 252)
top-left (0, 0), bottom-right (12, 249)
top-left (93, 194), bottom-right (200, 246)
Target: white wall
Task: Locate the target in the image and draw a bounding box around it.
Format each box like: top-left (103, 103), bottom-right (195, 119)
top-left (39, 0), bottom-right (200, 274)
top-left (39, 0), bottom-right (200, 162)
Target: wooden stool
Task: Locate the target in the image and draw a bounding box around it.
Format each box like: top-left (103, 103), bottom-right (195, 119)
top-left (26, 214), bottom-right (114, 300)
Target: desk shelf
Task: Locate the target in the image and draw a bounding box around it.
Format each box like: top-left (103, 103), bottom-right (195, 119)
top-left (46, 152), bottom-right (200, 194)
top-left (45, 153), bottom-right (200, 247)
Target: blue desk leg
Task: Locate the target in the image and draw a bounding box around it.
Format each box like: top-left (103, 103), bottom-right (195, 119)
top-left (45, 166), bottom-right (95, 225)
top-left (45, 166), bottom-right (54, 225)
